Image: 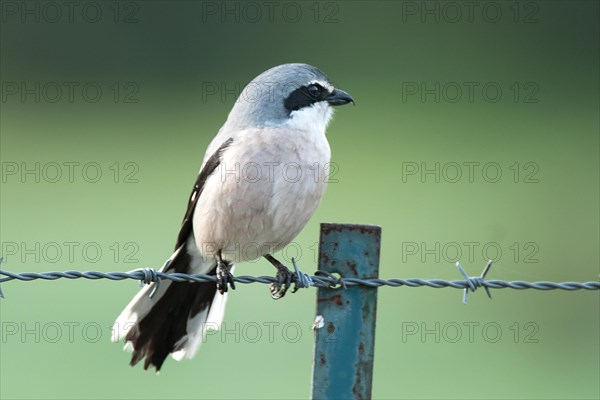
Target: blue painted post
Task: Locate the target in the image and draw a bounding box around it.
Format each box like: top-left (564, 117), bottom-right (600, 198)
top-left (312, 223), bottom-right (381, 400)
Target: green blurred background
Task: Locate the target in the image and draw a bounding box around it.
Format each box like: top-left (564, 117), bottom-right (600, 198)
top-left (1, 1), bottom-right (598, 399)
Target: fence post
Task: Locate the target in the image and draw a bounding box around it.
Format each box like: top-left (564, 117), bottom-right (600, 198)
top-left (311, 223), bottom-right (381, 400)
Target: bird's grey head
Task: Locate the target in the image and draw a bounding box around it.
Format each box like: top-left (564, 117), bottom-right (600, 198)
top-left (221, 63), bottom-right (354, 132)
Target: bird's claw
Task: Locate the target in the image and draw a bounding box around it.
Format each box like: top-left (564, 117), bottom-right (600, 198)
top-left (270, 267), bottom-right (294, 300)
top-left (216, 261), bottom-right (235, 294)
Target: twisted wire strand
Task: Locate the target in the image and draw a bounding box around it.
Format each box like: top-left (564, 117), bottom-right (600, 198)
top-left (1, 269), bottom-right (598, 290)
top-left (0, 257), bottom-right (598, 304)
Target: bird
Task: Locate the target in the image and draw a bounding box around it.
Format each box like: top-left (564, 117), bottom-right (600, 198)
top-left (112, 63), bottom-right (354, 371)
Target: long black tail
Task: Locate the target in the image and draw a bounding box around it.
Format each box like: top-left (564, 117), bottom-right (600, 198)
top-left (113, 247), bottom-right (219, 371)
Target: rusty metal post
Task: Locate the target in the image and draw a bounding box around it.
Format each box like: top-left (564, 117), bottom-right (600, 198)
top-left (311, 223), bottom-right (381, 400)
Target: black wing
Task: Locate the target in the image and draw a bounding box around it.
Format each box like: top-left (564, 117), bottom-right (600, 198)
top-left (174, 137), bottom-right (234, 249)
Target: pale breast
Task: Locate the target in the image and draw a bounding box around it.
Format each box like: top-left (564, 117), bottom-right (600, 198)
top-left (192, 127), bottom-right (331, 263)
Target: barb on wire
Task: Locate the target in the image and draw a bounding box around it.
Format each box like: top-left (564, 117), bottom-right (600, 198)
top-left (0, 261), bottom-right (598, 303)
top-left (139, 267), bottom-right (160, 299)
top-left (456, 260), bottom-right (494, 304)
top-left (0, 258), bottom-right (4, 299)
top-left (291, 257), bottom-right (313, 292)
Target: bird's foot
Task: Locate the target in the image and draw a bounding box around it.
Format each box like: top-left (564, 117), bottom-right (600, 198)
top-left (271, 266), bottom-right (294, 300)
top-left (216, 257), bottom-right (235, 294)
top-left (264, 254), bottom-right (295, 300)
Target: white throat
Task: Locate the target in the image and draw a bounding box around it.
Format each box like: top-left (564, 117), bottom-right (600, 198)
top-left (283, 102), bottom-right (334, 133)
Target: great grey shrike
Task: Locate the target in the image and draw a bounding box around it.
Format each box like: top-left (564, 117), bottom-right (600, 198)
top-left (112, 63), bottom-right (354, 371)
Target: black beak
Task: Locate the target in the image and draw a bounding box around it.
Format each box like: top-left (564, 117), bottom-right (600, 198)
top-left (327, 88), bottom-right (355, 106)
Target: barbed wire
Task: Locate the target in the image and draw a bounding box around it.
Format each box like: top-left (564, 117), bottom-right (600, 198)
top-left (0, 258), bottom-right (598, 303)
